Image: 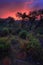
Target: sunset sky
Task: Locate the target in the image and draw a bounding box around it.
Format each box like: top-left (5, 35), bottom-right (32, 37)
top-left (0, 0), bottom-right (43, 20)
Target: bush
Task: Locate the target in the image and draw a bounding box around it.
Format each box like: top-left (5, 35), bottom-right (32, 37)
top-left (19, 30), bottom-right (28, 39)
top-left (27, 33), bottom-right (40, 49)
top-left (0, 39), bottom-right (10, 59)
top-left (0, 37), bottom-right (10, 48)
top-left (3, 28), bottom-right (9, 36)
top-left (0, 27), bottom-right (9, 37)
top-left (26, 33), bottom-right (43, 64)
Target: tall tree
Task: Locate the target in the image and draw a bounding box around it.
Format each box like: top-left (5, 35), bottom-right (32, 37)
top-left (17, 12), bottom-right (29, 28)
top-left (29, 11), bottom-right (37, 21)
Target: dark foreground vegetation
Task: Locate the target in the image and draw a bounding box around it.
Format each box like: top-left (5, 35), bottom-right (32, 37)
top-left (0, 9), bottom-right (43, 65)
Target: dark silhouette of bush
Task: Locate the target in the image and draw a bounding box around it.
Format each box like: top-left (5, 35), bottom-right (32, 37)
top-left (0, 28), bottom-right (9, 37)
top-left (24, 33), bottom-right (43, 64)
top-left (0, 40), bottom-right (10, 59)
top-left (19, 30), bottom-right (28, 39)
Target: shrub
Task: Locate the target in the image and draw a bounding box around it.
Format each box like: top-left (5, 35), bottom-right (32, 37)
top-left (0, 38), bottom-right (10, 59)
top-left (26, 33), bottom-right (43, 64)
top-left (0, 37), bottom-right (10, 48)
top-left (19, 30), bottom-right (28, 39)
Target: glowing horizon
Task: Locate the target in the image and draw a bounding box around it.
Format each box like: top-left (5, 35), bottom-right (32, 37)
top-left (0, 0), bottom-right (43, 20)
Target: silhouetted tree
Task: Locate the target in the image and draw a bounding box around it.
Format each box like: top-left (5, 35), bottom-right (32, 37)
top-left (17, 12), bottom-right (28, 20)
top-left (38, 9), bottom-right (43, 21)
top-left (33, 9), bottom-right (43, 34)
top-left (17, 12), bottom-right (29, 28)
top-left (7, 17), bottom-right (15, 24)
top-left (17, 9), bottom-right (43, 32)
top-left (29, 11), bottom-right (37, 21)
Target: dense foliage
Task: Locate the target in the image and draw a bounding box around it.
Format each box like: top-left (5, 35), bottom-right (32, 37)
top-left (0, 9), bottom-right (43, 65)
